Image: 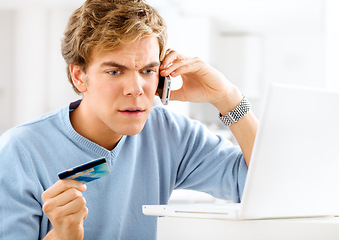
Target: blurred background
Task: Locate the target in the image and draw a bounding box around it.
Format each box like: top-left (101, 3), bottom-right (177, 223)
top-left (0, 0), bottom-right (338, 202)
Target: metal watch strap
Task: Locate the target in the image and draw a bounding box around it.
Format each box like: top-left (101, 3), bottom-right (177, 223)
top-left (219, 96), bottom-right (251, 126)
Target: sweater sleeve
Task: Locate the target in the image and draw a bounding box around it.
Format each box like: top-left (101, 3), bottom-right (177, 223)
top-left (0, 130), bottom-right (45, 239)
top-left (158, 108), bottom-right (248, 203)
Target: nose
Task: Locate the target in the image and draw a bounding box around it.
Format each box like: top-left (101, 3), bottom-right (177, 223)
top-left (123, 72), bottom-right (144, 97)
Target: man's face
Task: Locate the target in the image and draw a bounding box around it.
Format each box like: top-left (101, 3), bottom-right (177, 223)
top-left (78, 37), bottom-right (160, 138)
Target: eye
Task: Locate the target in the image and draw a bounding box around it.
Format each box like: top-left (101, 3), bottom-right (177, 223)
top-left (142, 69), bottom-right (155, 75)
top-left (108, 70), bottom-right (121, 76)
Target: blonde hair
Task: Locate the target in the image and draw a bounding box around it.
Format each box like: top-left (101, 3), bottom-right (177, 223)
top-left (61, 0), bottom-right (168, 94)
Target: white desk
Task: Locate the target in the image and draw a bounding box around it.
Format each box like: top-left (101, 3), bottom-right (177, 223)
top-left (157, 216), bottom-right (339, 240)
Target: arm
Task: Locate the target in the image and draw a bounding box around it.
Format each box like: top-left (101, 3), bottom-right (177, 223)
top-left (160, 51), bottom-right (258, 166)
top-left (42, 180), bottom-right (88, 240)
top-left (214, 86), bottom-right (258, 166)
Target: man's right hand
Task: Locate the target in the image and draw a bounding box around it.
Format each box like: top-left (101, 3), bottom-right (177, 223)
top-left (41, 180), bottom-right (88, 240)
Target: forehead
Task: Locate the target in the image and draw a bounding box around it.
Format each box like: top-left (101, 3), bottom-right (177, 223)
top-left (90, 37), bottom-right (160, 68)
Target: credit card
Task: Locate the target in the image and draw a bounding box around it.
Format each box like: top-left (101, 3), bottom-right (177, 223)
top-left (58, 157), bottom-right (111, 183)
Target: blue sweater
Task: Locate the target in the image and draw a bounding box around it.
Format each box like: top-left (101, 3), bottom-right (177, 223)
top-left (0, 101), bottom-right (247, 240)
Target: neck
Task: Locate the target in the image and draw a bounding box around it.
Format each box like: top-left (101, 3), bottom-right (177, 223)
top-left (70, 102), bottom-right (122, 151)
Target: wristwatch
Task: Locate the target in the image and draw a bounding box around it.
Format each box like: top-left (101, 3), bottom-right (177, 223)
top-left (219, 96), bottom-right (251, 126)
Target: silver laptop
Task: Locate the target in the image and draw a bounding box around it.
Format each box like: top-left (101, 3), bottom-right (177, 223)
top-left (143, 83), bottom-right (339, 220)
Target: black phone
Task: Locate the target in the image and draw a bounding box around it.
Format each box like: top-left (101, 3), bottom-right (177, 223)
top-left (157, 74), bottom-right (171, 105)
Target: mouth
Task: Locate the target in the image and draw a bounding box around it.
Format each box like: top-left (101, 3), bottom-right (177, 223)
top-left (119, 108), bottom-right (145, 118)
top-left (120, 108), bottom-right (144, 113)
top-left (124, 110), bottom-right (142, 113)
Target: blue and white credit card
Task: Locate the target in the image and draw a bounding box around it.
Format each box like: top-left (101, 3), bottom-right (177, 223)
top-left (58, 157), bottom-right (111, 183)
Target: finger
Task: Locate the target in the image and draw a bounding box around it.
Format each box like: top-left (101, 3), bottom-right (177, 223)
top-left (47, 187), bottom-right (84, 207)
top-left (160, 49), bottom-right (186, 70)
top-left (57, 194), bottom-right (87, 217)
top-left (43, 188), bottom-right (85, 215)
top-left (66, 205), bottom-right (88, 224)
top-left (83, 206), bottom-right (89, 220)
top-left (161, 57), bottom-right (201, 77)
top-left (165, 48), bottom-right (172, 54)
top-left (51, 204), bottom-right (88, 227)
top-left (42, 179), bottom-right (86, 202)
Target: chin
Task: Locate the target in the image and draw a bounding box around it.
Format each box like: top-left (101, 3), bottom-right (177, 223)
top-left (114, 117), bottom-right (149, 136)
top-left (120, 126), bottom-right (145, 136)
top-left (125, 130), bottom-right (142, 136)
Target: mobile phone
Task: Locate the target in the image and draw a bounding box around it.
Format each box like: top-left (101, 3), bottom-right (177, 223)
top-left (58, 157), bottom-right (111, 183)
top-left (157, 74), bottom-right (171, 105)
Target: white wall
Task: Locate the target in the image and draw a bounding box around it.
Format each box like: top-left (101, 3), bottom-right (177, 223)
top-left (0, 0), bottom-right (339, 219)
top-left (0, 11), bottom-right (14, 132)
top-left (159, 14), bottom-right (212, 117)
top-left (13, 8), bottom-right (49, 124)
top-left (325, 0), bottom-right (339, 90)
top-left (0, 7), bottom-right (79, 134)
top-left (0, 0), bottom-right (338, 134)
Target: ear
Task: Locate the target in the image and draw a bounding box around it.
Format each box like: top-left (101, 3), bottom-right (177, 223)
top-left (69, 64), bottom-right (87, 93)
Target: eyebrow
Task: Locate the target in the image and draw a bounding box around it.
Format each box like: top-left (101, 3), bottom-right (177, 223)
top-left (100, 61), bottom-right (160, 70)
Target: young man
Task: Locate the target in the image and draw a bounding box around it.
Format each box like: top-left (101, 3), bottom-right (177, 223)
top-left (0, 0), bottom-right (258, 239)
